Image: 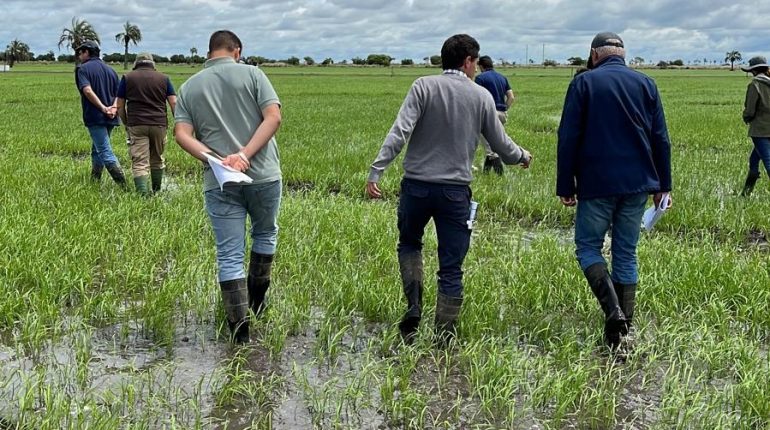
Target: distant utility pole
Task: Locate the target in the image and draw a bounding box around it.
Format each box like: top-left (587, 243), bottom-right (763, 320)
top-left (542, 44), bottom-right (545, 65)
top-left (525, 45), bottom-right (528, 67)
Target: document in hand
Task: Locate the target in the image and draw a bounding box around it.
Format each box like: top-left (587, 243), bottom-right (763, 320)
top-left (641, 193), bottom-right (670, 231)
top-left (201, 151), bottom-right (253, 191)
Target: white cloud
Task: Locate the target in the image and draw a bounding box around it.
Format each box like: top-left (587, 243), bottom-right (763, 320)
top-left (1, 0), bottom-right (769, 64)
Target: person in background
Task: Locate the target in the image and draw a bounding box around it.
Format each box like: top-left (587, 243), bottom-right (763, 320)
top-left (174, 30), bottom-right (282, 344)
top-left (475, 55), bottom-right (515, 175)
top-left (556, 32), bottom-right (672, 356)
top-left (366, 34), bottom-right (532, 346)
top-left (116, 52), bottom-right (177, 196)
top-left (740, 56), bottom-right (770, 196)
top-left (75, 40), bottom-right (126, 187)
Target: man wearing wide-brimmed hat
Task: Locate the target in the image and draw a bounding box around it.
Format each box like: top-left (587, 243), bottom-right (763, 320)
top-left (116, 52), bottom-right (177, 196)
top-left (739, 56), bottom-right (770, 196)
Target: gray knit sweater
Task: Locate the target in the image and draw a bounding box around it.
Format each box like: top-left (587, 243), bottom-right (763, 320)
top-left (368, 72), bottom-right (530, 185)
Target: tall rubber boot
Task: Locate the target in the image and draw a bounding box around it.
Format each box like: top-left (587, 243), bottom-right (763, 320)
top-left (483, 155), bottom-right (504, 175)
top-left (434, 293), bottom-right (463, 347)
top-left (133, 175), bottom-right (151, 197)
top-left (150, 168), bottom-right (164, 193)
top-left (583, 263), bottom-right (626, 351)
top-left (220, 278), bottom-right (250, 344)
top-left (247, 252), bottom-right (273, 318)
top-left (613, 282), bottom-right (637, 336)
top-left (91, 165), bottom-right (103, 182)
top-left (741, 172), bottom-right (760, 196)
top-left (105, 163), bottom-right (127, 189)
top-left (397, 251), bottom-right (423, 344)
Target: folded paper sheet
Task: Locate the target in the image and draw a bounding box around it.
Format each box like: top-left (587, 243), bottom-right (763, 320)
top-left (201, 151), bottom-right (253, 191)
top-left (641, 193), bottom-right (670, 231)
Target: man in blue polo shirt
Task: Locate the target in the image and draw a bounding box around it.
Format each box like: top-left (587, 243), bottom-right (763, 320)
top-left (75, 41), bottom-right (126, 187)
top-left (475, 55), bottom-right (515, 175)
top-left (557, 32), bottom-right (672, 356)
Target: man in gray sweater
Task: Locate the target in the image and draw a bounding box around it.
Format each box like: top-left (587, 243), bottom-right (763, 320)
top-left (366, 34), bottom-right (532, 345)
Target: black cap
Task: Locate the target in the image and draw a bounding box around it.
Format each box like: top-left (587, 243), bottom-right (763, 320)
top-left (591, 32), bottom-right (624, 49)
top-left (76, 40), bottom-right (100, 53)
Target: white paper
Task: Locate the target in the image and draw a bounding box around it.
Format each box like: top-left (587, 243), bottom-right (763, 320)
top-left (641, 193), bottom-right (670, 231)
top-left (201, 151), bottom-right (253, 191)
top-left (467, 200), bottom-right (479, 230)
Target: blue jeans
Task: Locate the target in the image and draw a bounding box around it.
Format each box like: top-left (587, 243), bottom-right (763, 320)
top-left (574, 193), bottom-right (647, 284)
top-left (204, 180), bottom-right (282, 282)
top-left (749, 137), bottom-right (770, 176)
top-left (87, 125), bottom-right (119, 168)
top-left (397, 178), bottom-right (472, 298)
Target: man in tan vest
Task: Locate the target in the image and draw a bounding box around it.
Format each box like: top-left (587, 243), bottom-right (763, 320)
top-left (117, 52), bottom-right (177, 195)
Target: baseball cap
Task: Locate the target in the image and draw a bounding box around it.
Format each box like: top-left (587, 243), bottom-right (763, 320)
top-left (133, 52), bottom-right (156, 69)
top-left (76, 40), bottom-right (100, 53)
top-left (741, 56), bottom-right (769, 72)
top-left (591, 32), bottom-right (624, 49)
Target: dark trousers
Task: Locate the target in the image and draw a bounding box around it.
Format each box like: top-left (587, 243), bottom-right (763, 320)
top-left (397, 178), bottom-right (472, 298)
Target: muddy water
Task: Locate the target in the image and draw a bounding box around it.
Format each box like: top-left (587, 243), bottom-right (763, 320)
top-left (272, 307), bottom-right (387, 429)
top-left (0, 318), bottom-right (228, 427)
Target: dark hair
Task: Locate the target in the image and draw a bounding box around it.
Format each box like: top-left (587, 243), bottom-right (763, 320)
top-left (208, 30), bottom-right (243, 53)
top-left (441, 34), bottom-right (480, 70)
top-left (77, 41), bottom-right (100, 57)
top-left (478, 55), bottom-right (494, 70)
top-left (753, 66), bottom-right (770, 76)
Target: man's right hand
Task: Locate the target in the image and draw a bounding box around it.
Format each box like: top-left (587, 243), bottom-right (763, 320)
top-left (560, 195), bottom-right (577, 206)
top-left (366, 181), bottom-right (382, 199)
top-left (520, 152), bottom-right (532, 169)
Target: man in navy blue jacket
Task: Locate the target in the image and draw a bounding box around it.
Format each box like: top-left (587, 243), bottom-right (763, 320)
top-left (556, 32), bottom-right (672, 353)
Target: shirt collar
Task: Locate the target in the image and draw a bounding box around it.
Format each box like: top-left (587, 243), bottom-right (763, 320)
top-left (204, 56), bottom-right (236, 68)
top-left (442, 69), bottom-right (467, 78)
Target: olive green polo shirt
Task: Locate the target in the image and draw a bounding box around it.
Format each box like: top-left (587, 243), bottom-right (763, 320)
top-left (175, 57), bottom-right (281, 191)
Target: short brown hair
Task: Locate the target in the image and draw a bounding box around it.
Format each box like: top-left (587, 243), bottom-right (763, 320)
top-left (208, 30), bottom-right (242, 53)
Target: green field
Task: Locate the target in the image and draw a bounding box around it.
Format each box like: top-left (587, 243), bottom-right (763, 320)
top-left (1, 64), bottom-right (769, 429)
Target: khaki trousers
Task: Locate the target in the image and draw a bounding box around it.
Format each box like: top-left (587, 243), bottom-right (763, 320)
top-left (480, 110), bottom-right (508, 157)
top-left (127, 125), bottom-right (167, 177)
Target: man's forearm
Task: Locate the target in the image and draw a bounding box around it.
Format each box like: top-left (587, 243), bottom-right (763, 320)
top-left (174, 125), bottom-right (209, 161)
top-left (83, 87), bottom-right (110, 113)
top-left (241, 115), bottom-right (281, 158)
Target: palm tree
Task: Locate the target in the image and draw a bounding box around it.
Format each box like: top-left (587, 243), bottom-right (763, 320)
top-left (6, 39), bottom-right (31, 67)
top-left (190, 47), bottom-right (197, 62)
top-left (115, 21), bottom-right (142, 69)
top-left (58, 17), bottom-right (100, 54)
top-left (725, 50), bottom-right (742, 71)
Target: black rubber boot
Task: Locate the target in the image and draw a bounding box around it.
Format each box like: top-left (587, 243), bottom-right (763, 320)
top-left (584, 263), bottom-right (626, 351)
top-left (150, 168), bottom-right (164, 193)
top-left (741, 172), bottom-right (760, 196)
top-left (220, 278), bottom-right (250, 344)
top-left (105, 163), bottom-right (128, 189)
top-left (91, 165), bottom-right (103, 182)
top-left (483, 155), bottom-right (504, 175)
top-left (434, 293), bottom-right (463, 347)
top-left (397, 251), bottom-right (423, 344)
top-left (247, 252), bottom-right (273, 318)
top-left (613, 282), bottom-right (637, 336)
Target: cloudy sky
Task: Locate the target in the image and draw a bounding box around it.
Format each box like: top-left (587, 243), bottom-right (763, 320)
top-left (2, 0), bottom-right (770, 65)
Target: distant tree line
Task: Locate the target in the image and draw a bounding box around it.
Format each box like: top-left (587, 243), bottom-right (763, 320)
top-left (6, 18), bottom-right (746, 70)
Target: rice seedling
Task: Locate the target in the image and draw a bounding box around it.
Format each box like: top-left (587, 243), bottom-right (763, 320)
top-left (1, 64), bottom-right (768, 428)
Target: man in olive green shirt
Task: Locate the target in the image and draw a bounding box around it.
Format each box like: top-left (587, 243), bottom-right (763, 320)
top-left (175, 30), bottom-right (282, 344)
top-left (740, 56), bottom-right (770, 196)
